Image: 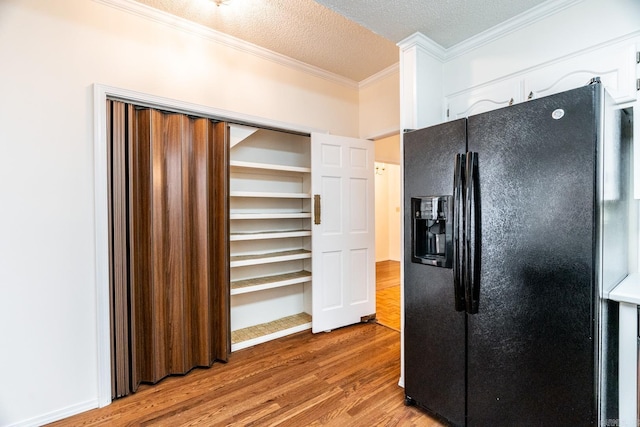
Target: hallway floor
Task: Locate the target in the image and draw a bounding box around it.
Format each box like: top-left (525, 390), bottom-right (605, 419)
top-left (376, 260), bottom-right (400, 331)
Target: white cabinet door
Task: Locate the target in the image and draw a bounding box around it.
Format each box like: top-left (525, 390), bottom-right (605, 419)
top-left (524, 42), bottom-right (638, 104)
top-left (311, 133), bottom-right (375, 333)
top-left (446, 78), bottom-right (522, 120)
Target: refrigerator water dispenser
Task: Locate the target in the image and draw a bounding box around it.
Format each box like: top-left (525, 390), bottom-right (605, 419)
top-left (411, 196), bottom-right (453, 268)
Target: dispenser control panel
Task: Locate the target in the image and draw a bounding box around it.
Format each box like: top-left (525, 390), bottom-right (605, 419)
top-left (411, 196), bottom-right (453, 268)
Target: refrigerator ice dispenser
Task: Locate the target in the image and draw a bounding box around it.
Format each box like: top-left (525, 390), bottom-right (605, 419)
top-left (411, 196), bottom-right (453, 268)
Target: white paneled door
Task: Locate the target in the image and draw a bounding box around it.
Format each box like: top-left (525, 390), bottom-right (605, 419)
top-left (311, 133), bottom-right (375, 333)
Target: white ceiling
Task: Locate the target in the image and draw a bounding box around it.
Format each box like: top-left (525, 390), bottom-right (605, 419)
top-left (313, 0), bottom-right (550, 49)
top-left (133, 0), bottom-right (555, 82)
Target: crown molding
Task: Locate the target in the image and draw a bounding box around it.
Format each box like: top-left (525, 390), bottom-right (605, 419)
top-left (397, 32), bottom-right (447, 61)
top-left (398, 0), bottom-right (583, 62)
top-left (91, 0), bottom-right (359, 89)
top-left (446, 0), bottom-right (583, 59)
top-left (362, 126), bottom-right (400, 141)
top-left (359, 62), bottom-right (399, 89)
top-left (91, 0), bottom-right (583, 91)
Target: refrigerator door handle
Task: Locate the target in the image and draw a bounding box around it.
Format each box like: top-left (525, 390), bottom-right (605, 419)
top-left (453, 153), bottom-right (465, 312)
top-left (465, 152), bottom-right (480, 314)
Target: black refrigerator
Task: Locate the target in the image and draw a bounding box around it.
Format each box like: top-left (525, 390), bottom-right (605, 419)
top-left (403, 82), bottom-right (632, 426)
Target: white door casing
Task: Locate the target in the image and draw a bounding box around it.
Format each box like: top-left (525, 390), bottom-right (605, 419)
top-left (311, 133), bottom-right (376, 333)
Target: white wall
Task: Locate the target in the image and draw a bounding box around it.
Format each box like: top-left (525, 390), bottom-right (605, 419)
top-left (359, 66), bottom-right (400, 139)
top-left (374, 163), bottom-right (401, 262)
top-left (387, 164), bottom-right (401, 261)
top-left (375, 163), bottom-right (390, 262)
top-left (374, 134), bottom-right (401, 262)
top-left (375, 133), bottom-right (401, 165)
top-left (0, 1), bottom-right (368, 425)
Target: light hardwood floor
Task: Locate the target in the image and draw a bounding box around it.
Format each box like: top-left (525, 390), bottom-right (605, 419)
top-left (48, 323), bottom-right (442, 426)
top-left (49, 260), bottom-right (424, 426)
top-left (376, 260), bottom-right (401, 331)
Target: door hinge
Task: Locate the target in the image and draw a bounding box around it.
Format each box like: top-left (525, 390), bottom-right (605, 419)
top-left (637, 78), bottom-right (640, 91)
top-left (446, 108), bottom-right (450, 118)
top-left (636, 51), bottom-right (640, 64)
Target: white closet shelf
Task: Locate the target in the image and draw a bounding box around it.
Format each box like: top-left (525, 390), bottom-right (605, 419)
top-left (230, 249), bottom-right (311, 268)
top-left (230, 212), bottom-right (311, 220)
top-left (231, 270), bottom-right (312, 295)
top-left (229, 128), bottom-right (312, 352)
top-left (230, 160), bottom-right (311, 174)
top-left (231, 312), bottom-right (312, 352)
top-left (230, 191), bottom-right (311, 199)
top-left (230, 230), bottom-right (311, 241)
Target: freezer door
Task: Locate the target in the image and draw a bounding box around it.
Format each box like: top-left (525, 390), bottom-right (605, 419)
top-left (465, 84), bottom-right (599, 426)
top-left (403, 119), bottom-right (466, 426)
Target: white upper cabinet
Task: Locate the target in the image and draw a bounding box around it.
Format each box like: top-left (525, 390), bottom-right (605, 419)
top-left (445, 40), bottom-right (638, 121)
top-left (524, 42), bottom-right (638, 104)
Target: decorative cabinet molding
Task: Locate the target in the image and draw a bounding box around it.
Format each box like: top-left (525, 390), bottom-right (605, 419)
top-left (524, 42), bottom-right (637, 103)
top-left (445, 39), bottom-right (639, 121)
top-left (446, 79), bottom-right (522, 120)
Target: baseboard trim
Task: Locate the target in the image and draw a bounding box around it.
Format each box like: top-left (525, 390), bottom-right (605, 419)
top-left (6, 399), bottom-right (99, 427)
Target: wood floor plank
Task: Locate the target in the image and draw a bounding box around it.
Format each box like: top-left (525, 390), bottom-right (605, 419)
top-left (376, 260), bottom-right (400, 290)
top-left (376, 285), bottom-right (401, 331)
top-left (376, 260), bottom-right (401, 331)
top-left (49, 261), bottom-right (415, 426)
top-left (48, 323), bottom-right (441, 426)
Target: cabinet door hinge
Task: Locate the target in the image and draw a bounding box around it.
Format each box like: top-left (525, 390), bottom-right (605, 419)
top-left (636, 51), bottom-right (640, 64)
top-left (637, 78), bottom-right (640, 91)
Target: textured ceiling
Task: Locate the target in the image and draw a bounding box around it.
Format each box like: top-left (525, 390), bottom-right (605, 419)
top-left (133, 0), bottom-right (551, 82)
top-left (313, 0), bottom-right (549, 48)
top-left (133, 0), bottom-right (399, 82)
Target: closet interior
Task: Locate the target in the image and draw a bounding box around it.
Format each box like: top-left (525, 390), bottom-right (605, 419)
top-left (228, 125), bottom-right (313, 351)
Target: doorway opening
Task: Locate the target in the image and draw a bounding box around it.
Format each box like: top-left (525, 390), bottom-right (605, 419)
top-left (94, 84), bottom-right (325, 406)
top-left (374, 134), bottom-right (401, 331)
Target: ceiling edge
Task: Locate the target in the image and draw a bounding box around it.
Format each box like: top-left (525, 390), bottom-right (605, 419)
top-left (359, 62), bottom-right (399, 89)
top-left (398, 0), bottom-right (583, 62)
top-left (91, 0), bottom-right (360, 89)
